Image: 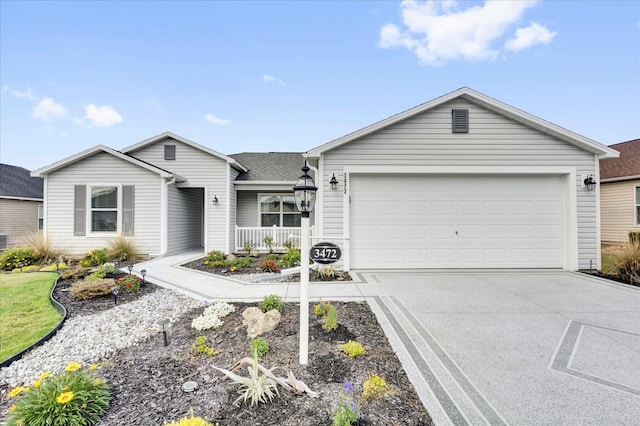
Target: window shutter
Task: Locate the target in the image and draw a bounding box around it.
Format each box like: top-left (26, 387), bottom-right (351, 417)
top-left (452, 109), bottom-right (469, 133)
top-left (74, 185), bottom-right (86, 236)
top-left (164, 145), bottom-right (176, 160)
top-left (123, 185), bottom-right (135, 236)
top-left (0, 234), bottom-right (7, 250)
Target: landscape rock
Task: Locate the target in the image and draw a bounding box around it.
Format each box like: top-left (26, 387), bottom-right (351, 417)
top-left (242, 307), bottom-right (281, 338)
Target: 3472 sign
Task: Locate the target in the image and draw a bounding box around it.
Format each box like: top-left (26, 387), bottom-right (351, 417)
top-left (310, 242), bottom-right (342, 264)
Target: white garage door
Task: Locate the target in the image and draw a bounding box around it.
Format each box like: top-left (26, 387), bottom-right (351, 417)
top-left (350, 174), bottom-right (564, 269)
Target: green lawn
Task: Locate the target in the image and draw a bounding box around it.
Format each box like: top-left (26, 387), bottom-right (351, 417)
top-left (0, 272), bottom-right (62, 361)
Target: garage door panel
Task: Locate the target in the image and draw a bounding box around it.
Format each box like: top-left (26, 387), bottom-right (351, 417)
top-left (350, 174), bottom-right (564, 269)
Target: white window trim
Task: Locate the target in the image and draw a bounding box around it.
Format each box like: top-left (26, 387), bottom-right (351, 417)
top-left (257, 193), bottom-right (301, 227)
top-left (37, 204), bottom-right (44, 231)
top-left (635, 185), bottom-right (640, 227)
top-left (87, 184), bottom-right (122, 237)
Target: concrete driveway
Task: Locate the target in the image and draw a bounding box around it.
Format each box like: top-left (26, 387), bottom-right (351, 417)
top-left (358, 271), bottom-right (640, 426)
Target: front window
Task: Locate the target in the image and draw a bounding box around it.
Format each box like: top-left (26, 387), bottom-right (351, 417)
top-left (37, 204), bottom-right (44, 231)
top-left (636, 186), bottom-right (640, 226)
top-left (260, 195), bottom-right (301, 227)
top-left (91, 186), bottom-right (118, 232)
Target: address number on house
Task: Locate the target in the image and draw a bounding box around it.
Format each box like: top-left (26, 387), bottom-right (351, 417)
top-left (310, 242), bottom-right (342, 264)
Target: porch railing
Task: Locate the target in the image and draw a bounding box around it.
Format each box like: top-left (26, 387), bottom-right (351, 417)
top-left (235, 226), bottom-right (314, 252)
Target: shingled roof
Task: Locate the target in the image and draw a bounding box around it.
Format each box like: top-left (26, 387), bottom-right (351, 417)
top-left (600, 139), bottom-right (640, 181)
top-left (229, 152), bottom-right (304, 181)
top-left (0, 163), bottom-right (43, 200)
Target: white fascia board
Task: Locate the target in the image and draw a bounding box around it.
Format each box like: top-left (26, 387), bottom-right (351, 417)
top-left (305, 87), bottom-right (619, 159)
top-left (31, 145), bottom-right (174, 178)
top-left (234, 181), bottom-right (296, 192)
top-left (121, 131), bottom-right (248, 172)
top-left (601, 175), bottom-right (640, 183)
top-left (343, 165), bottom-right (575, 175)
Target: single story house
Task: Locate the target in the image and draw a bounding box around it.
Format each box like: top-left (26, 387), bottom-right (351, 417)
top-left (0, 163), bottom-right (44, 249)
top-left (599, 139), bottom-right (640, 244)
top-left (32, 87), bottom-right (619, 270)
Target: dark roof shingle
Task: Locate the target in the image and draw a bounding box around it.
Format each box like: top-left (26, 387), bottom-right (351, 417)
top-left (229, 153), bottom-right (304, 181)
top-left (0, 164), bottom-right (43, 199)
top-left (600, 139), bottom-right (640, 180)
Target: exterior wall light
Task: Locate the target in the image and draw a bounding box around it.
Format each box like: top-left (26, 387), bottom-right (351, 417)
top-left (292, 162), bottom-right (317, 365)
top-left (212, 195), bottom-right (219, 205)
top-left (329, 173), bottom-right (338, 190)
top-left (583, 174), bottom-right (597, 191)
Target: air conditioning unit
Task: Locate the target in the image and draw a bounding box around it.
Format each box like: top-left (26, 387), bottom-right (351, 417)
top-left (0, 234), bottom-right (7, 251)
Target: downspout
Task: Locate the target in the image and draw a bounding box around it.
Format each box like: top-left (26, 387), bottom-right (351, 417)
top-left (150, 177), bottom-right (176, 257)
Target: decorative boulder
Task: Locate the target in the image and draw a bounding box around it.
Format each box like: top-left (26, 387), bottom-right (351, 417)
top-left (242, 307), bottom-right (281, 338)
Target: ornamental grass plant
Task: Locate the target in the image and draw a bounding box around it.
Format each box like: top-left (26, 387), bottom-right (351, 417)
top-left (5, 362), bottom-right (110, 426)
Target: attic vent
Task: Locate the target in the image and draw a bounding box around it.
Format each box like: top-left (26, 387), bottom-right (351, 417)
top-left (164, 145), bottom-right (176, 160)
top-left (452, 109), bottom-right (469, 133)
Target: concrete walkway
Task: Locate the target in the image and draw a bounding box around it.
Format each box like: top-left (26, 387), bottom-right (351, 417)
top-left (129, 253), bottom-right (640, 426)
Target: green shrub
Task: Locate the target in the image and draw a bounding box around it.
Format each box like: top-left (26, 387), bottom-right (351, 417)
top-left (341, 340), bottom-right (365, 358)
top-left (108, 236), bottom-right (141, 262)
top-left (192, 336), bottom-right (217, 357)
top-left (79, 248), bottom-right (109, 268)
top-left (258, 294), bottom-right (283, 313)
top-left (279, 248), bottom-right (300, 268)
top-left (87, 262), bottom-right (117, 280)
top-left (250, 337), bottom-right (270, 360)
top-left (204, 250), bottom-right (226, 268)
top-left (314, 301), bottom-right (338, 331)
top-left (69, 278), bottom-right (115, 300)
top-left (88, 269), bottom-right (107, 281)
top-left (362, 373), bottom-right (388, 401)
top-left (616, 244), bottom-right (640, 285)
top-left (229, 256), bottom-right (254, 269)
top-left (6, 362), bottom-right (110, 426)
top-left (0, 248), bottom-right (38, 271)
top-left (266, 253), bottom-right (279, 261)
top-left (117, 275), bottom-right (141, 293)
top-left (263, 236), bottom-right (275, 253)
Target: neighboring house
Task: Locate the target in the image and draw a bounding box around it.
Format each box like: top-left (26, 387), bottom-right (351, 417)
top-left (599, 139), bottom-right (640, 244)
top-left (0, 164), bottom-right (44, 249)
top-left (32, 87), bottom-right (618, 270)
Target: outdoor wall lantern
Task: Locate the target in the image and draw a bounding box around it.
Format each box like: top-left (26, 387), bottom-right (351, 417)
top-left (111, 286), bottom-right (120, 305)
top-left (293, 162), bottom-right (317, 365)
top-left (156, 317), bottom-right (170, 346)
top-left (141, 269), bottom-right (147, 285)
top-left (212, 195), bottom-right (219, 205)
top-left (583, 175), bottom-right (597, 191)
top-left (329, 173), bottom-right (339, 190)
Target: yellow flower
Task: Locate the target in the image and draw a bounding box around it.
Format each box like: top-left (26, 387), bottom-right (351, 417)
top-left (33, 380), bottom-right (42, 389)
top-left (23, 387), bottom-right (30, 393)
top-left (38, 371), bottom-right (51, 380)
top-left (8, 386), bottom-right (24, 398)
top-left (90, 364), bottom-right (98, 371)
top-left (56, 391), bottom-right (74, 404)
top-left (65, 362), bottom-right (82, 372)
top-left (9, 404), bottom-right (17, 412)
top-left (93, 378), bottom-right (101, 386)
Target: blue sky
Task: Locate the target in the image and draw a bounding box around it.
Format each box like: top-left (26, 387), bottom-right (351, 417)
top-left (1, 0), bottom-right (639, 171)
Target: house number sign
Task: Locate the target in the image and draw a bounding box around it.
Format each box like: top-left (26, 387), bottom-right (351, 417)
top-left (310, 242), bottom-right (342, 264)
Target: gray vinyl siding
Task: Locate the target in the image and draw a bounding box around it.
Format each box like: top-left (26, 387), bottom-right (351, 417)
top-left (167, 186), bottom-right (203, 254)
top-left (128, 138), bottom-right (229, 252)
top-left (600, 179), bottom-right (640, 243)
top-left (45, 152), bottom-right (162, 255)
top-left (236, 191), bottom-right (259, 227)
top-left (322, 99), bottom-right (598, 270)
top-left (0, 199), bottom-right (41, 248)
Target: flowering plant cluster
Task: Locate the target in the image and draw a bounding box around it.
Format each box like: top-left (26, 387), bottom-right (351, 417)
top-left (191, 301), bottom-right (236, 331)
top-left (117, 274), bottom-right (141, 293)
top-left (164, 409), bottom-right (216, 425)
top-left (5, 362), bottom-right (110, 426)
top-left (332, 381), bottom-right (359, 426)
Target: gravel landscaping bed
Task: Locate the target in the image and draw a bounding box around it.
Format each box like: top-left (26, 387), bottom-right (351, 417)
top-left (0, 280), bottom-right (432, 425)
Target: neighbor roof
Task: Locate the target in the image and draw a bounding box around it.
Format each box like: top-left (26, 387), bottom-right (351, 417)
top-left (229, 152), bottom-right (304, 181)
top-left (305, 87), bottom-right (620, 159)
top-left (600, 139), bottom-right (640, 182)
top-left (0, 163), bottom-right (43, 200)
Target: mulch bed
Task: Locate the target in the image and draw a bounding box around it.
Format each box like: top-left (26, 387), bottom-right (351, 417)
top-left (579, 270), bottom-right (639, 287)
top-left (2, 278), bottom-right (433, 425)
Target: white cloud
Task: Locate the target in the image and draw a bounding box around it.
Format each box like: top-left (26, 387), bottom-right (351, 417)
top-left (505, 22), bottom-right (557, 51)
top-left (33, 97), bottom-right (67, 120)
top-left (13, 88), bottom-right (38, 100)
top-left (379, 0), bottom-right (553, 65)
top-left (205, 113), bottom-right (230, 125)
top-left (84, 104), bottom-right (123, 127)
top-left (263, 74), bottom-right (285, 86)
